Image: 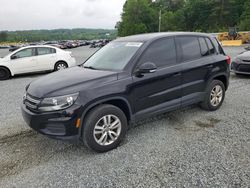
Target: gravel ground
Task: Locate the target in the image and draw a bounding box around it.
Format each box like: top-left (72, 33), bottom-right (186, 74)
top-left (0, 46), bottom-right (249, 187)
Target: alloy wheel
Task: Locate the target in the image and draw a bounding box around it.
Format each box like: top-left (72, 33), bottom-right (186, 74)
top-left (210, 85), bottom-right (223, 107)
top-left (93, 115), bottom-right (122, 146)
top-left (56, 63), bottom-right (67, 70)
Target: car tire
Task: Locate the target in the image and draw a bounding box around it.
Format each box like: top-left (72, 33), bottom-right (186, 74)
top-left (0, 67), bottom-right (10, 80)
top-left (82, 104), bottom-right (127, 153)
top-left (200, 80), bottom-right (225, 111)
top-left (54, 61), bottom-right (68, 71)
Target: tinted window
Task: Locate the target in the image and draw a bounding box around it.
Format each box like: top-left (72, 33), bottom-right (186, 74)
top-left (198, 37), bottom-right (209, 56)
top-left (205, 38), bottom-right (215, 54)
top-left (177, 37), bottom-right (201, 62)
top-left (37, 47), bottom-right (56, 55)
top-left (13, 48), bottom-right (35, 59)
top-left (211, 37), bottom-right (224, 54)
top-left (138, 38), bottom-right (176, 68)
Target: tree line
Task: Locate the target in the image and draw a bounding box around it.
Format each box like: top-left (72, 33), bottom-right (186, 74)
top-left (0, 28), bottom-right (117, 43)
top-left (117, 0), bottom-right (250, 36)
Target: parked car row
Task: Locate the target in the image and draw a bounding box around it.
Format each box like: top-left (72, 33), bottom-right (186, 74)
top-left (89, 39), bottom-right (111, 48)
top-left (0, 39), bottom-right (111, 52)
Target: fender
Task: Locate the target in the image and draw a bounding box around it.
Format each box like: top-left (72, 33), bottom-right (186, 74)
top-left (207, 72), bottom-right (229, 90)
top-left (78, 96), bottom-right (133, 138)
top-left (0, 66), bottom-right (13, 76)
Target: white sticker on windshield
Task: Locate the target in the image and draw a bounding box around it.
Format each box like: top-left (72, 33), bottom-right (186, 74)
top-left (126, 42), bottom-right (143, 47)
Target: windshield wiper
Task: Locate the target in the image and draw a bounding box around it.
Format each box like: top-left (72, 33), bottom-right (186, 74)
top-left (83, 66), bottom-right (98, 70)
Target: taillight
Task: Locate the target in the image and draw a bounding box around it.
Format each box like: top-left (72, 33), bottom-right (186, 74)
top-left (226, 55), bottom-right (231, 65)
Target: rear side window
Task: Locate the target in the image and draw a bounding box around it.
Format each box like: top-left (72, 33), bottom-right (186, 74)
top-left (198, 37), bottom-right (209, 56)
top-left (138, 38), bottom-right (177, 68)
top-left (205, 38), bottom-right (215, 54)
top-left (37, 47), bottom-right (56, 56)
top-left (177, 36), bottom-right (201, 62)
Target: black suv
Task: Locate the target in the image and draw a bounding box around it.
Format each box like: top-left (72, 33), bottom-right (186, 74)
top-left (22, 32), bottom-right (230, 152)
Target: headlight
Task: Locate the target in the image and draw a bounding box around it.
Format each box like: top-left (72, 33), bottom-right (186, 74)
top-left (38, 93), bottom-right (79, 112)
top-left (234, 57), bottom-right (242, 64)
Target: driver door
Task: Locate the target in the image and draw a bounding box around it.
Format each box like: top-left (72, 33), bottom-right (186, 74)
top-left (129, 37), bottom-right (182, 119)
top-left (10, 48), bottom-right (37, 74)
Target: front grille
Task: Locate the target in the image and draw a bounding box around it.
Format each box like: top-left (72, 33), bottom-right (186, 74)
top-left (238, 64), bottom-right (250, 72)
top-left (24, 94), bottom-right (41, 111)
top-left (242, 60), bottom-right (250, 63)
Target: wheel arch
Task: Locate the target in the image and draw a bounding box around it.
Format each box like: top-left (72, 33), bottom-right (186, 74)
top-left (54, 60), bottom-right (68, 69)
top-left (209, 73), bottom-right (229, 91)
top-left (0, 65), bottom-right (13, 76)
top-left (79, 96), bottom-right (133, 137)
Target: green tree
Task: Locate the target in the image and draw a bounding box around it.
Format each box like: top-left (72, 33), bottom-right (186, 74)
top-left (239, 1), bottom-right (250, 30)
top-left (118, 0), bottom-right (158, 36)
top-left (0, 32), bottom-right (8, 42)
top-left (161, 10), bottom-right (185, 31)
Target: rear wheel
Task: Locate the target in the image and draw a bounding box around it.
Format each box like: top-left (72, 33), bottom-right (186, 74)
top-left (54, 61), bottom-right (68, 71)
top-left (82, 104), bottom-right (127, 152)
top-left (200, 80), bottom-right (225, 111)
top-left (0, 67), bottom-right (10, 80)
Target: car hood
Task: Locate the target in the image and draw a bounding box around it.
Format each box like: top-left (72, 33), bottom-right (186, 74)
top-left (27, 66), bottom-right (118, 98)
top-left (237, 51), bottom-right (250, 61)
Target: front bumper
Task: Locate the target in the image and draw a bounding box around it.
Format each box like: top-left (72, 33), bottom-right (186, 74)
top-left (231, 61), bottom-right (250, 75)
top-left (21, 103), bottom-right (82, 142)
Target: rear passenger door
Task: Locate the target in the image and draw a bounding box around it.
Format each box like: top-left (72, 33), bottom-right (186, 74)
top-left (176, 36), bottom-right (216, 106)
top-left (35, 47), bottom-right (57, 71)
top-left (130, 37), bottom-right (182, 118)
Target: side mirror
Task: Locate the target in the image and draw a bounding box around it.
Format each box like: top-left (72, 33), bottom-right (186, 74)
top-left (137, 62), bottom-right (157, 75)
top-left (11, 55), bottom-right (17, 60)
top-left (244, 46), bottom-right (250, 51)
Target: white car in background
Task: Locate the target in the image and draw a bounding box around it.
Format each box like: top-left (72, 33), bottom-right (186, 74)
top-left (0, 45), bottom-right (76, 80)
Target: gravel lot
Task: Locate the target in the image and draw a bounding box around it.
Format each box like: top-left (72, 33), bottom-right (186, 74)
top-left (0, 46), bottom-right (249, 187)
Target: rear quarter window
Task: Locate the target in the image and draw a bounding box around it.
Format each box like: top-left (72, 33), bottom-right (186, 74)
top-left (211, 37), bottom-right (225, 55)
top-left (198, 37), bottom-right (209, 56)
top-left (205, 38), bottom-right (215, 54)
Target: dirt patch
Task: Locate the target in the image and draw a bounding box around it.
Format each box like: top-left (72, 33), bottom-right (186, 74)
top-left (194, 117), bottom-right (221, 128)
top-left (0, 142), bottom-right (75, 179)
top-left (0, 130), bottom-right (37, 144)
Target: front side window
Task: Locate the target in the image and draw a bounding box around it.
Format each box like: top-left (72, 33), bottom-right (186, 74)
top-left (12, 48), bottom-right (35, 59)
top-left (37, 47), bottom-right (56, 55)
top-left (177, 36), bottom-right (201, 62)
top-left (84, 41), bottom-right (142, 71)
top-left (138, 38), bottom-right (177, 68)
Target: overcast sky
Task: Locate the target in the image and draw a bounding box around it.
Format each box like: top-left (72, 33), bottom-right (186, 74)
top-left (0, 0), bottom-right (126, 31)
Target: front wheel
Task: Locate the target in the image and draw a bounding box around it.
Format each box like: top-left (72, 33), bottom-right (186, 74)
top-left (82, 104), bottom-right (127, 152)
top-left (0, 67), bottom-right (10, 80)
top-left (200, 80), bottom-right (225, 111)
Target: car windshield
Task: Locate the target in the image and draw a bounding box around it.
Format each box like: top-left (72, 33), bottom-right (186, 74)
top-left (84, 41), bottom-right (143, 71)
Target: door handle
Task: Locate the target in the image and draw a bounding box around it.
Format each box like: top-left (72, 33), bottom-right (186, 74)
top-left (206, 65), bottom-right (213, 68)
top-left (173, 72), bottom-right (181, 77)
